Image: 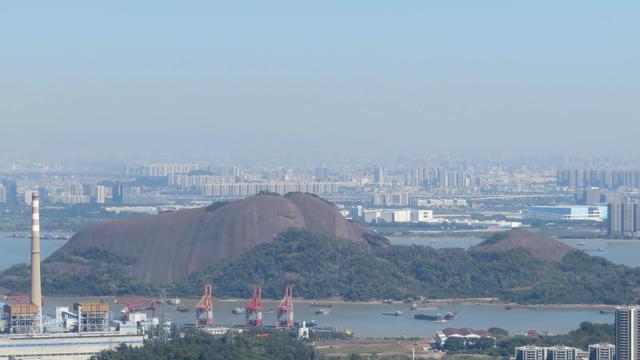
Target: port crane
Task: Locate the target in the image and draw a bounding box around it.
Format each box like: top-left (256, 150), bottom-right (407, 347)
top-left (276, 285), bottom-right (294, 329)
top-left (196, 283), bottom-right (214, 328)
top-left (245, 285), bottom-right (263, 326)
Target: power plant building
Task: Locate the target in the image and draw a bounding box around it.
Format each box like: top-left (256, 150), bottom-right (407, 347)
top-left (0, 192), bottom-right (144, 359)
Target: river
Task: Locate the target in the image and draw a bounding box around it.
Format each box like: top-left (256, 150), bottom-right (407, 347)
top-left (0, 232), bottom-right (68, 270)
top-left (42, 296), bottom-right (613, 338)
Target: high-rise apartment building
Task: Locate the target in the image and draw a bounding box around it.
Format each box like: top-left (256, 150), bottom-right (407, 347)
top-left (94, 185), bottom-right (109, 204)
top-left (516, 345), bottom-right (548, 360)
top-left (557, 169), bottom-right (640, 189)
top-left (547, 346), bottom-right (583, 360)
top-left (2, 179), bottom-right (18, 204)
top-left (608, 202), bottom-right (640, 237)
top-left (616, 306), bottom-right (639, 360)
top-left (589, 343), bottom-right (615, 360)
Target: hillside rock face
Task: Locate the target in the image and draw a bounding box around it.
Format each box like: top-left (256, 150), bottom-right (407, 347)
top-left (54, 193), bottom-right (386, 283)
top-left (469, 229), bottom-right (572, 262)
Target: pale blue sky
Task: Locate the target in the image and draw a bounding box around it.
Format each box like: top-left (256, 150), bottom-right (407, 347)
top-left (1, 1), bottom-right (638, 160)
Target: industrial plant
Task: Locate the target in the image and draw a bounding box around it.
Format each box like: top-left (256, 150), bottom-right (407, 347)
top-left (0, 193), bottom-right (303, 359)
top-left (0, 193), bottom-right (144, 360)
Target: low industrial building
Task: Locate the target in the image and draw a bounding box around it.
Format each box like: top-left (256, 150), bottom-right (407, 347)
top-left (363, 209), bottom-right (433, 224)
top-left (0, 332), bottom-right (144, 360)
top-left (524, 205), bottom-right (608, 222)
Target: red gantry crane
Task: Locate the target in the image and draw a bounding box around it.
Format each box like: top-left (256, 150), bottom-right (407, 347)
top-left (4, 292), bottom-right (26, 305)
top-left (116, 295), bottom-right (157, 322)
top-left (276, 285), bottom-right (294, 329)
top-left (245, 285), bottom-right (263, 326)
top-left (196, 283), bottom-right (214, 328)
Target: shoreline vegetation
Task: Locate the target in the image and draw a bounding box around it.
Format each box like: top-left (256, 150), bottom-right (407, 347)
top-left (27, 294), bottom-right (622, 311)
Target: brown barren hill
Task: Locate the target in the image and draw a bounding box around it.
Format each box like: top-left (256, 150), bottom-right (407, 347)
top-left (469, 229), bottom-right (572, 262)
top-left (53, 193), bottom-right (387, 283)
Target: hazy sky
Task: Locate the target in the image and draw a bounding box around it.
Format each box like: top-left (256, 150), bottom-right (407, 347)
top-left (1, 1), bottom-right (638, 161)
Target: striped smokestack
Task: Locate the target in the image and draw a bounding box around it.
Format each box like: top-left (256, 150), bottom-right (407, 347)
top-left (31, 192), bottom-right (42, 319)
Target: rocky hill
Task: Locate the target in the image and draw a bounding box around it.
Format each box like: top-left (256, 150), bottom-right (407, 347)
top-left (52, 193), bottom-right (387, 283)
top-left (469, 229), bottom-right (572, 262)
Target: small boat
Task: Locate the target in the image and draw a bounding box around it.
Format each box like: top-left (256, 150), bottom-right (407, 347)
top-left (414, 313), bottom-right (444, 321)
top-left (505, 305), bottom-right (513, 310)
top-left (383, 299), bottom-right (394, 304)
top-left (315, 308), bottom-right (331, 315)
top-left (176, 305), bottom-right (191, 313)
top-left (382, 311), bottom-right (403, 316)
top-left (577, 242), bottom-right (586, 246)
top-left (445, 312), bottom-right (459, 320)
top-left (600, 309), bottom-right (614, 314)
top-left (232, 307), bottom-right (246, 315)
top-left (414, 312), bottom-right (458, 322)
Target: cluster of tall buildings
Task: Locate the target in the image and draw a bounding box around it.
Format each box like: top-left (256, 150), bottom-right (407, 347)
top-left (515, 344), bottom-right (614, 360)
top-left (371, 191), bottom-right (409, 207)
top-left (557, 169), bottom-right (640, 190)
top-left (168, 174), bottom-right (236, 190)
top-left (200, 182), bottom-right (340, 197)
top-left (410, 167), bottom-right (474, 191)
top-left (124, 163), bottom-right (201, 177)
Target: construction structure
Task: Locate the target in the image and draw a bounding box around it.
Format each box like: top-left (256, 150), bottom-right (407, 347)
top-left (196, 283), bottom-right (214, 328)
top-left (74, 303), bottom-right (110, 332)
top-left (276, 285), bottom-right (294, 329)
top-left (245, 285), bottom-right (263, 326)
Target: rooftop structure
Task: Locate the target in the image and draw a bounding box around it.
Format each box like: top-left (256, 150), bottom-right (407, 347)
top-left (525, 205), bottom-right (608, 222)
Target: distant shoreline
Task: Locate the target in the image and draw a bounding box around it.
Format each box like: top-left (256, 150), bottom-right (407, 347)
top-left (33, 294), bottom-right (619, 310)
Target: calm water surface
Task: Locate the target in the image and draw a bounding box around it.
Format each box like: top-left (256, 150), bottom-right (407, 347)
top-left (0, 232), bottom-right (67, 270)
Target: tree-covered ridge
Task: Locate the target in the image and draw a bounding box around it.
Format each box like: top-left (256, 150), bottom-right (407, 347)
top-left (182, 228), bottom-right (640, 304)
top-left (1, 228), bottom-right (639, 305)
top-left (0, 247), bottom-right (154, 297)
top-left (91, 332), bottom-right (316, 360)
top-left (178, 228), bottom-right (420, 300)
